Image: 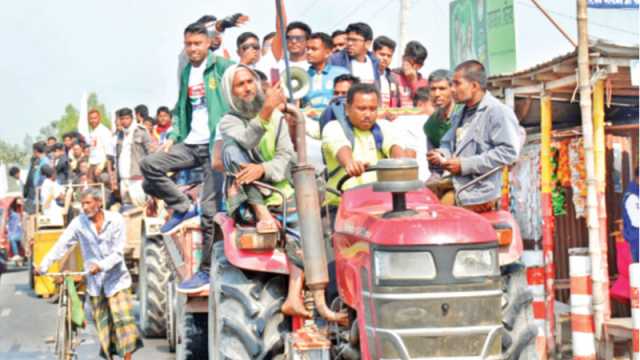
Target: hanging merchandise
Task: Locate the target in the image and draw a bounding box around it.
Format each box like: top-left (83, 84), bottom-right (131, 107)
top-left (557, 140), bottom-right (571, 187)
top-left (550, 143), bottom-right (567, 216)
top-left (569, 138), bottom-right (587, 218)
top-left (510, 144), bottom-right (542, 241)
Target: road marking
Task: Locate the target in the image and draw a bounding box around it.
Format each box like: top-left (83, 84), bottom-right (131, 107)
top-left (1, 308), bottom-right (11, 317)
top-left (14, 290), bottom-right (23, 296)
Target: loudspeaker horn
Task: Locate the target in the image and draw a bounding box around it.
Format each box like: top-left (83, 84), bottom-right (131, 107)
top-left (280, 66), bottom-right (311, 100)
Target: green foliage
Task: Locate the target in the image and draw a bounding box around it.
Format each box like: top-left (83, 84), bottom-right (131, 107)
top-left (0, 138), bottom-right (28, 166)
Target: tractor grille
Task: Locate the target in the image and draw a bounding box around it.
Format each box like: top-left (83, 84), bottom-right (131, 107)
top-left (361, 270), bottom-right (503, 359)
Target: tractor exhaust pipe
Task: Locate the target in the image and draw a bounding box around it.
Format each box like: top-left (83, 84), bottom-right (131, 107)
top-left (288, 107), bottom-right (347, 323)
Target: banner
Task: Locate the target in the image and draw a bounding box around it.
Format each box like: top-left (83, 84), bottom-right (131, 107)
top-left (450, 0), bottom-right (516, 75)
top-left (588, 0), bottom-right (639, 8)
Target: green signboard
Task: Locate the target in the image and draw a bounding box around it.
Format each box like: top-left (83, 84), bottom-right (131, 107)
top-left (450, 0), bottom-right (516, 75)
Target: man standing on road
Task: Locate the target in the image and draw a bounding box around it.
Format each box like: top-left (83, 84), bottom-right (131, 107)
top-left (427, 60), bottom-right (520, 211)
top-left (37, 188), bottom-right (143, 359)
top-left (140, 22), bottom-right (234, 294)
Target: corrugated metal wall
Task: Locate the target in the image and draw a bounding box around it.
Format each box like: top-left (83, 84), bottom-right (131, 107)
top-left (551, 125), bottom-right (638, 316)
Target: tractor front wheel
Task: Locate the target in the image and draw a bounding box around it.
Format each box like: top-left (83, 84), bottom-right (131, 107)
top-left (501, 264), bottom-right (538, 360)
top-left (207, 241), bottom-right (289, 359)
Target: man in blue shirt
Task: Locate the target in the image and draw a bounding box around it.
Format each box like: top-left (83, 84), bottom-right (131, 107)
top-left (303, 32), bottom-right (349, 115)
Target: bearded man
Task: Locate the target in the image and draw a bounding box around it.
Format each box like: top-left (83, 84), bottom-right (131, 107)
top-left (219, 64), bottom-right (311, 317)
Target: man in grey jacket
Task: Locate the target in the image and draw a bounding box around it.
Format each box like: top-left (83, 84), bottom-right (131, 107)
top-left (427, 60), bottom-right (520, 211)
top-left (114, 107), bottom-right (153, 206)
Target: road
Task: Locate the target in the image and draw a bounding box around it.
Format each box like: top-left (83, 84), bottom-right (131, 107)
top-left (0, 266), bottom-right (173, 360)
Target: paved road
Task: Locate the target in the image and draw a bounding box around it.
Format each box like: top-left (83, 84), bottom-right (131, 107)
top-left (0, 266), bottom-right (173, 360)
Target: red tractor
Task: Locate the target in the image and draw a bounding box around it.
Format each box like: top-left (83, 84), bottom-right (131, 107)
top-left (205, 110), bottom-right (539, 359)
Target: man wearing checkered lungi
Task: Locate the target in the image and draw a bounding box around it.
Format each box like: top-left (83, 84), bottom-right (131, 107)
top-left (38, 187), bottom-right (143, 359)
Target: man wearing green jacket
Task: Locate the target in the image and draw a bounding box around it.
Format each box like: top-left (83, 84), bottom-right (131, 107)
top-left (140, 21), bottom-right (233, 293)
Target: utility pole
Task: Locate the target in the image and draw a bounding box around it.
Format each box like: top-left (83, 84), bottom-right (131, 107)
top-left (576, 0), bottom-right (606, 344)
top-left (398, 0), bottom-right (410, 53)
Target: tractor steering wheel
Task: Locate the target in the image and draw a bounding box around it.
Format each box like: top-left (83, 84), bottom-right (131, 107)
top-left (334, 165), bottom-right (378, 194)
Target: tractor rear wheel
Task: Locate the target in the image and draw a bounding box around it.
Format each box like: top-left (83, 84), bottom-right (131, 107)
top-left (208, 241), bottom-right (289, 359)
top-left (165, 279), bottom-right (177, 352)
top-left (138, 235), bottom-right (171, 337)
top-left (502, 264), bottom-right (538, 360)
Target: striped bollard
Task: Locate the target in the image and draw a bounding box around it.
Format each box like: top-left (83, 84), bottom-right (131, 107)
top-left (631, 263), bottom-right (639, 360)
top-left (527, 265), bottom-right (547, 359)
top-left (569, 248), bottom-right (596, 360)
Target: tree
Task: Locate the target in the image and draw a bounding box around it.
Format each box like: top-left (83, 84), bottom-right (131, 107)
top-left (0, 139), bottom-right (28, 166)
top-left (50, 92), bottom-right (111, 139)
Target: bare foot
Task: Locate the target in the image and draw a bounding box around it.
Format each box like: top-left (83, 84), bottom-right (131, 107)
top-left (281, 265), bottom-right (311, 318)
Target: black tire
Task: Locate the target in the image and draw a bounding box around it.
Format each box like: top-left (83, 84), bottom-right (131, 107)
top-left (28, 255), bottom-right (34, 290)
top-left (165, 279), bottom-right (177, 353)
top-left (138, 235), bottom-right (171, 338)
top-left (208, 241), bottom-right (289, 359)
top-left (502, 264), bottom-right (539, 360)
top-left (176, 310), bottom-right (208, 360)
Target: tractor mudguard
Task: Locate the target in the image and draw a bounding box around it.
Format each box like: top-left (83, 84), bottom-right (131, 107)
top-left (214, 213), bottom-right (290, 275)
top-left (479, 210), bottom-right (524, 266)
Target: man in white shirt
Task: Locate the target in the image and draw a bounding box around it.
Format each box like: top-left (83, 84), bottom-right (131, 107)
top-left (255, 0), bottom-right (311, 82)
top-left (329, 22), bottom-right (381, 87)
top-left (140, 22), bottom-right (234, 294)
top-left (83, 109), bottom-right (114, 184)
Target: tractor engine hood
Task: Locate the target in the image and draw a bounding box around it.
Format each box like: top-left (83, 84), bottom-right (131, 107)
top-left (334, 185), bottom-right (497, 246)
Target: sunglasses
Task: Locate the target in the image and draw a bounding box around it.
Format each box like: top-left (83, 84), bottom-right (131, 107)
top-left (240, 43), bottom-right (260, 51)
top-left (286, 35), bottom-right (307, 43)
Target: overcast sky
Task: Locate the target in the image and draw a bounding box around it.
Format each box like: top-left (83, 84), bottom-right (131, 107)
top-left (0, 0), bottom-right (637, 144)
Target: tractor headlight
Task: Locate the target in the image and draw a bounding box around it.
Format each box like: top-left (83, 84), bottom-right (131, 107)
top-left (374, 251), bottom-right (436, 283)
top-left (452, 248), bottom-right (499, 278)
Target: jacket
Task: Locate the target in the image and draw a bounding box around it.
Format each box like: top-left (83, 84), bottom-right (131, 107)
top-left (328, 50), bottom-right (381, 88)
top-left (168, 51), bottom-right (235, 148)
top-left (437, 92), bottom-right (520, 206)
top-left (115, 124), bottom-right (153, 179)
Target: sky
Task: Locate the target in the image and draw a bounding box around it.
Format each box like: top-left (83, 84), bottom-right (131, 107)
top-left (0, 0), bottom-right (637, 144)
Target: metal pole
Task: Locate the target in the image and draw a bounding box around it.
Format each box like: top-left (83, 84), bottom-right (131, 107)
top-left (577, 0), bottom-right (605, 343)
top-left (540, 93), bottom-right (555, 355)
top-left (398, 0), bottom-right (410, 54)
top-left (530, 0), bottom-right (577, 47)
top-left (275, 0), bottom-right (294, 103)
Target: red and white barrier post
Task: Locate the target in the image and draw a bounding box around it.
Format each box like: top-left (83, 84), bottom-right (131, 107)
top-left (630, 263), bottom-right (639, 360)
top-left (569, 247), bottom-right (596, 360)
top-left (527, 264), bottom-right (548, 359)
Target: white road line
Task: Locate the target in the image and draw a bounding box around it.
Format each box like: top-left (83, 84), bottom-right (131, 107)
top-left (1, 308), bottom-right (11, 317)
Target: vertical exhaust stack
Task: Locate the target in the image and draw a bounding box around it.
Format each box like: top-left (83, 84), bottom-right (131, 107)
top-left (288, 107), bottom-right (347, 323)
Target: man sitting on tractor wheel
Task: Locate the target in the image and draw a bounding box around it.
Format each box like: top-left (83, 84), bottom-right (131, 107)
top-left (219, 64), bottom-right (310, 318)
top-left (427, 60), bottom-right (520, 212)
top-left (322, 82), bottom-right (405, 209)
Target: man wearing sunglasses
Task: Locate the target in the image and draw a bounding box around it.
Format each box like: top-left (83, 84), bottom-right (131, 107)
top-left (256, 0), bottom-right (311, 81)
top-left (237, 32), bottom-right (261, 67)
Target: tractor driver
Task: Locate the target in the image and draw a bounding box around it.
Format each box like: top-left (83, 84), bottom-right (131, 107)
top-left (322, 83), bottom-right (405, 209)
top-left (218, 64), bottom-right (310, 318)
top-left (427, 60), bottom-right (521, 212)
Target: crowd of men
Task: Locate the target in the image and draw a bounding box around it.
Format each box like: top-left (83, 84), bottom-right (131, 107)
top-left (22, 2), bottom-right (525, 358)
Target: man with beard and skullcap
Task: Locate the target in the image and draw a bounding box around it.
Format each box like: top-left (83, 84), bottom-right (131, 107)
top-left (219, 64), bottom-right (311, 318)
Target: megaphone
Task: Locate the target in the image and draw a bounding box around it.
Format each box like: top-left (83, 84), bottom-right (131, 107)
top-left (280, 66), bottom-right (310, 100)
